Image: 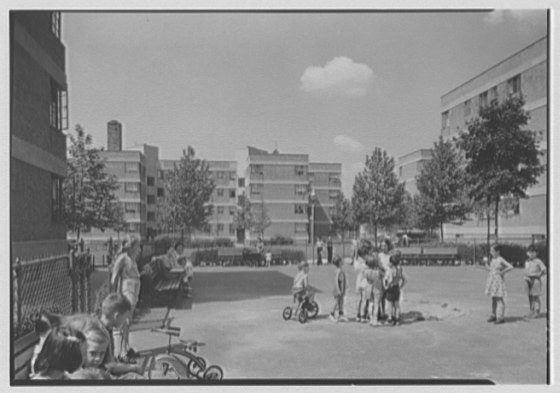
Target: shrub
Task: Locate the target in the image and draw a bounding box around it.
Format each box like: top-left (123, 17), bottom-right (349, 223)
top-left (279, 249), bottom-right (305, 263)
top-left (533, 241), bottom-right (548, 264)
top-left (191, 249), bottom-right (219, 266)
top-left (266, 235), bottom-right (294, 246)
top-left (498, 243), bottom-right (526, 267)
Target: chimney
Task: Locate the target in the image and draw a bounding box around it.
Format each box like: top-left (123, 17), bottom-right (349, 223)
top-left (107, 120), bottom-right (122, 152)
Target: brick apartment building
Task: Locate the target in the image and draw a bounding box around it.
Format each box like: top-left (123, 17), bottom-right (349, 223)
top-left (440, 36), bottom-right (547, 242)
top-left (10, 11), bottom-right (69, 260)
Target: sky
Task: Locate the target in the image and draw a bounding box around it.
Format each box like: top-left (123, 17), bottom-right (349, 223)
top-left (61, 9), bottom-right (548, 197)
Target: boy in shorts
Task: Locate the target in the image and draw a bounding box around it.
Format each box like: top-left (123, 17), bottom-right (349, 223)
top-left (384, 251), bottom-right (406, 326)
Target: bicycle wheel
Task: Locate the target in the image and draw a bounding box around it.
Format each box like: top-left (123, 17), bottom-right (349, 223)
top-left (187, 356), bottom-right (207, 377)
top-left (305, 301), bottom-right (319, 319)
top-left (298, 309), bottom-right (308, 324)
top-left (150, 354), bottom-right (189, 379)
top-left (282, 306), bottom-right (292, 320)
top-left (203, 365), bottom-right (224, 380)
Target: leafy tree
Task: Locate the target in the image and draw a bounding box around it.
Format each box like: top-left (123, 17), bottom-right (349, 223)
top-left (109, 201), bottom-right (127, 239)
top-left (352, 147), bottom-right (406, 247)
top-left (396, 192), bottom-right (419, 233)
top-left (415, 137), bottom-right (471, 240)
top-left (457, 96), bottom-right (544, 242)
top-left (63, 125), bottom-right (121, 239)
top-left (330, 193), bottom-right (354, 256)
top-left (160, 147), bottom-right (215, 239)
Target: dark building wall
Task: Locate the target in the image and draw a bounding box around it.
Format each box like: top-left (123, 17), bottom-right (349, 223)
top-left (107, 121), bottom-right (123, 152)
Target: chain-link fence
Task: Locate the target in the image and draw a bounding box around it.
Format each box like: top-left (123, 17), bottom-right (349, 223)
top-left (12, 251), bottom-right (93, 339)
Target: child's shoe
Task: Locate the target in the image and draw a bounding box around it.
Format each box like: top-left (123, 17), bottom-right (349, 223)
top-left (369, 321), bottom-right (381, 327)
top-left (339, 315), bottom-right (349, 322)
top-left (329, 313), bottom-right (338, 323)
top-left (487, 315), bottom-right (497, 322)
top-left (494, 318), bottom-right (505, 324)
top-left (394, 318), bottom-right (400, 326)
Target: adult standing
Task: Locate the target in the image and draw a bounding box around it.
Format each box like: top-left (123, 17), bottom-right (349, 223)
top-left (316, 238), bottom-right (324, 266)
top-left (110, 236), bottom-right (142, 363)
top-left (327, 236), bottom-right (334, 264)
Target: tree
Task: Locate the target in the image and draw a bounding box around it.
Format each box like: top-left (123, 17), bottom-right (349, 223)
top-left (352, 147), bottom-right (406, 247)
top-left (457, 96), bottom-right (544, 242)
top-left (252, 201), bottom-right (271, 239)
top-left (63, 125), bottom-right (121, 239)
top-left (330, 193), bottom-right (354, 257)
top-left (233, 192), bottom-right (254, 242)
top-left (109, 201), bottom-right (127, 239)
top-left (160, 146), bottom-right (215, 239)
top-left (415, 137), bottom-right (471, 240)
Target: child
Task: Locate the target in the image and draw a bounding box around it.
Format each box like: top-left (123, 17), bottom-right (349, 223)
top-left (111, 236), bottom-right (142, 362)
top-left (384, 251), bottom-right (406, 326)
top-left (265, 249), bottom-right (272, 268)
top-left (174, 241), bottom-right (193, 296)
top-left (354, 239), bottom-right (374, 322)
top-left (330, 256), bottom-right (348, 322)
top-left (364, 253), bottom-right (384, 327)
top-left (31, 327), bottom-right (86, 380)
top-left (292, 261), bottom-right (311, 303)
top-left (484, 244), bottom-right (514, 324)
top-left (524, 244), bottom-right (547, 318)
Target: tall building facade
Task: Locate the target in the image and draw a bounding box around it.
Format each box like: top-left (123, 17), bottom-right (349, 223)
top-left (397, 149), bottom-right (433, 195)
top-left (236, 147), bottom-right (342, 244)
top-left (10, 11), bottom-right (69, 259)
top-left (440, 36), bottom-right (547, 241)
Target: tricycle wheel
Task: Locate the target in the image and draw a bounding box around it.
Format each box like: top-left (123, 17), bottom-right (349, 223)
top-left (282, 306), bottom-right (292, 320)
top-left (306, 301), bottom-right (319, 318)
top-left (298, 309), bottom-right (308, 324)
top-left (203, 365), bottom-right (224, 380)
top-left (187, 356), bottom-right (207, 377)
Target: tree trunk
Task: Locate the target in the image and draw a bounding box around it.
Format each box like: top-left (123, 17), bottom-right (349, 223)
top-left (373, 221), bottom-right (378, 249)
top-left (440, 221), bottom-right (444, 242)
top-left (342, 232), bottom-right (345, 259)
top-left (486, 209), bottom-right (491, 256)
top-left (494, 196), bottom-right (500, 243)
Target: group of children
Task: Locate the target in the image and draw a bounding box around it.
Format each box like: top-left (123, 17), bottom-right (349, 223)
top-left (31, 293), bottom-right (144, 380)
top-left (484, 243), bottom-right (546, 324)
top-left (291, 238), bottom-right (407, 327)
top-left (292, 239), bottom-right (546, 327)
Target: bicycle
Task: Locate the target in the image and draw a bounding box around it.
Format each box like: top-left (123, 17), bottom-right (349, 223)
top-left (136, 318), bottom-right (224, 380)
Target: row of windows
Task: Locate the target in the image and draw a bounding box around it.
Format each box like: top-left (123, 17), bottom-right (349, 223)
top-left (249, 164), bottom-right (308, 177)
top-left (213, 171), bottom-right (236, 181)
top-left (441, 74), bottom-right (522, 127)
top-left (50, 79), bottom-right (68, 132)
top-left (216, 188), bottom-right (236, 198)
top-left (203, 223), bottom-right (237, 235)
top-left (215, 206), bottom-right (237, 215)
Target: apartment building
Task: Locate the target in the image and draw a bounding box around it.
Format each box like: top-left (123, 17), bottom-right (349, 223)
top-left (10, 11), bottom-right (69, 259)
top-left (236, 146), bottom-right (342, 244)
top-left (397, 149), bottom-right (433, 195)
top-left (440, 36), bottom-right (547, 242)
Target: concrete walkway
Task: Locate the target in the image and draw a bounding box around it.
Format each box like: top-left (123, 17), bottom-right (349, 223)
top-left (129, 264), bottom-right (548, 383)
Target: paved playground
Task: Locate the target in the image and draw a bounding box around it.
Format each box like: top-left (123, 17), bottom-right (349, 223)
top-left (129, 263), bottom-right (548, 384)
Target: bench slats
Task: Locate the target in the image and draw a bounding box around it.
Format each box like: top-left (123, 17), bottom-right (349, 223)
top-left (14, 345), bottom-right (35, 375)
top-left (14, 332), bottom-right (39, 356)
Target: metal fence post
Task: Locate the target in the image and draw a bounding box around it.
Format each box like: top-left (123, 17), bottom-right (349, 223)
top-left (14, 258), bottom-right (22, 335)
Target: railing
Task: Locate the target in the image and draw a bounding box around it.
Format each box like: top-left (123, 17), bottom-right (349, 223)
top-left (12, 251), bottom-right (93, 339)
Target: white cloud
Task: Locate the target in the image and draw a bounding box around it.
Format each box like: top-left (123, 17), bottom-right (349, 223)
top-left (300, 57), bottom-right (374, 97)
top-left (333, 135), bottom-right (365, 153)
top-left (484, 10), bottom-right (545, 26)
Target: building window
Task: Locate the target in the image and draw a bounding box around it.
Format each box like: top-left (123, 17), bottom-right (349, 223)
top-left (51, 12), bottom-right (61, 39)
top-left (294, 204), bottom-right (306, 215)
top-left (464, 99), bottom-right (471, 117)
top-left (147, 195), bottom-right (155, 205)
top-left (229, 224), bottom-right (236, 235)
top-left (329, 190), bottom-right (339, 200)
top-left (147, 176), bottom-right (155, 186)
top-left (229, 207), bottom-right (236, 216)
top-left (250, 184), bottom-right (263, 196)
top-left (229, 171), bottom-right (236, 181)
top-left (157, 187), bottom-right (164, 197)
top-left (125, 183), bottom-right (139, 193)
top-left (328, 174), bottom-right (340, 186)
top-left (507, 74), bottom-right (521, 98)
top-left (217, 206), bottom-right (224, 215)
top-left (295, 166), bottom-right (305, 176)
top-left (229, 189), bottom-right (236, 199)
top-left (217, 189), bottom-right (224, 197)
top-left (125, 162), bottom-right (139, 173)
top-left (250, 164), bottom-right (264, 176)
top-left (217, 223), bottom-right (224, 233)
top-left (238, 178), bottom-right (245, 188)
top-left (128, 223), bottom-right (140, 233)
top-left (217, 171), bottom-right (225, 179)
top-left (51, 176), bottom-right (63, 222)
top-left (489, 86), bottom-right (498, 103)
top-left (295, 185), bottom-right (307, 196)
top-left (295, 223), bottom-right (307, 234)
top-left (441, 111), bottom-right (449, 129)
top-left (479, 91), bottom-right (488, 110)
top-left (125, 203), bottom-right (138, 213)
top-left (147, 212), bottom-right (155, 222)
top-left (50, 80), bottom-right (68, 131)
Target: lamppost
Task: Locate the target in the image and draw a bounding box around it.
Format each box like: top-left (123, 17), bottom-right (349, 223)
top-left (309, 187), bottom-right (316, 264)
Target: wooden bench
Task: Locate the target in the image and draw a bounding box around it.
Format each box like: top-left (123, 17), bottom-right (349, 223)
top-left (13, 331), bottom-right (39, 380)
top-left (140, 258), bottom-right (185, 306)
top-left (398, 247), bottom-right (458, 266)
